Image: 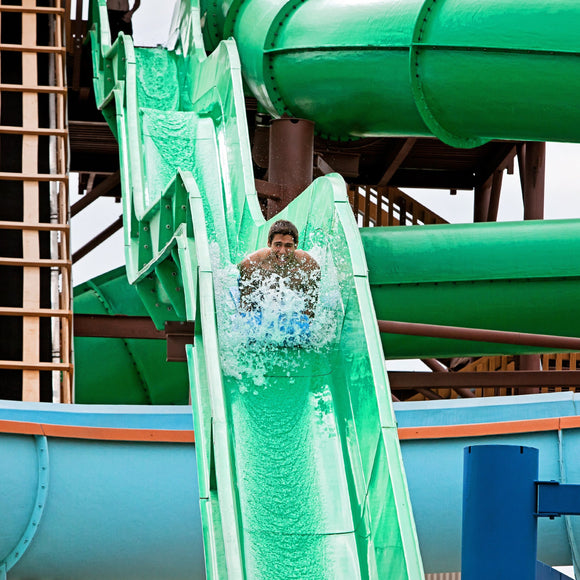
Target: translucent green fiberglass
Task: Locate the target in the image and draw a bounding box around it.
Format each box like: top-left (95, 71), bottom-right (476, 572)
top-left (89, 0), bottom-right (423, 577)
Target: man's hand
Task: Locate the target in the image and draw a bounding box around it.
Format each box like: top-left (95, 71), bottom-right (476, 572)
top-left (121, 0), bottom-right (140, 23)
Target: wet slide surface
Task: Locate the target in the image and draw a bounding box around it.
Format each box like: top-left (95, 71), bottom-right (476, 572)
top-left (89, 0), bottom-right (423, 578)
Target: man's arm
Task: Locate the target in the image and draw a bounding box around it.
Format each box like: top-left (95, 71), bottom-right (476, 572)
top-left (237, 249), bottom-right (268, 311)
top-left (122, 0), bottom-right (140, 22)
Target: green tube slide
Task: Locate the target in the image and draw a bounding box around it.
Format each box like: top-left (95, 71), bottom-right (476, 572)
top-left (362, 219), bottom-right (580, 359)
top-left (202, 0), bottom-right (580, 146)
top-left (89, 1), bottom-right (423, 578)
top-left (73, 268), bottom-right (189, 405)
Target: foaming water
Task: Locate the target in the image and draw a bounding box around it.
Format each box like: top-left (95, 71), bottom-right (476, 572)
top-left (211, 242), bottom-right (344, 388)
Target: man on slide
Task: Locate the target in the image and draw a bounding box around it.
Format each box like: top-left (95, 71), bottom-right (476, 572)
top-left (238, 220), bottom-right (320, 342)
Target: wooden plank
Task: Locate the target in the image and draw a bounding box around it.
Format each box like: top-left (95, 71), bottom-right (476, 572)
top-left (0, 125), bottom-right (67, 135)
top-left (363, 187), bottom-right (371, 227)
top-left (0, 257), bottom-right (71, 267)
top-left (0, 83), bottom-right (67, 94)
top-left (376, 189), bottom-right (383, 226)
top-left (0, 6), bottom-right (65, 14)
top-left (387, 188), bottom-right (395, 226)
top-left (22, 10), bottom-right (41, 402)
top-left (21, 8), bottom-right (40, 401)
top-left (0, 44), bottom-right (66, 53)
top-left (60, 265), bottom-right (73, 404)
top-left (0, 306), bottom-right (71, 317)
top-left (0, 361), bottom-right (73, 371)
top-left (0, 172), bottom-right (68, 181)
top-left (0, 221), bottom-right (69, 231)
top-left (347, 185), bottom-right (354, 206)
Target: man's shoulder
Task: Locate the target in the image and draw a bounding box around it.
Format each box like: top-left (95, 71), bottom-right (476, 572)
top-left (295, 250), bottom-right (319, 270)
top-left (239, 248), bottom-right (270, 269)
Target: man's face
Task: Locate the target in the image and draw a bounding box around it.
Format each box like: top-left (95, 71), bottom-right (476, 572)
top-left (268, 234), bottom-right (296, 262)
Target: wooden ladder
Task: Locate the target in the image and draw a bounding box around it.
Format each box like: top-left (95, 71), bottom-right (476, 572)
top-left (0, 0), bottom-right (72, 402)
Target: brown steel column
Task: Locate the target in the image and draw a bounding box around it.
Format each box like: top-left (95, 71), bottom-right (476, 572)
top-left (522, 141), bottom-right (545, 220)
top-left (518, 353), bottom-right (542, 395)
top-left (519, 141), bottom-right (546, 390)
top-left (473, 181), bottom-right (492, 222)
top-left (267, 118), bottom-right (314, 217)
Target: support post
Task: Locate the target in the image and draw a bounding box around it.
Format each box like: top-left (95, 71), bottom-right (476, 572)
top-left (518, 142), bottom-right (546, 389)
top-left (523, 142), bottom-right (546, 220)
top-left (518, 353), bottom-right (542, 395)
top-left (473, 180), bottom-right (492, 222)
top-left (462, 445), bottom-right (539, 580)
top-left (267, 118), bottom-right (314, 217)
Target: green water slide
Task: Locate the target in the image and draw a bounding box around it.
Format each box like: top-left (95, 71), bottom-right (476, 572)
top-left (363, 219), bottom-right (580, 359)
top-left (73, 268), bottom-right (189, 404)
top-left (202, 0), bottom-right (580, 146)
top-left (90, 0), bottom-right (423, 577)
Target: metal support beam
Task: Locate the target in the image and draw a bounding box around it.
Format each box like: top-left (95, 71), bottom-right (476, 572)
top-left (487, 170), bottom-right (503, 222)
top-left (165, 321), bottom-right (195, 362)
top-left (254, 178), bottom-right (283, 201)
top-left (74, 314), bottom-right (163, 339)
top-left (267, 118), bottom-right (314, 217)
top-left (473, 180), bottom-right (492, 223)
top-left (518, 353), bottom-right (542, 395)
top-left (415, 388), bottom-right (443, 400)
top-left (421, 358), bottom-right (449, 373)
top-left (419, 358), bottom-right (476, 398)
top-left (522, 141), bottom-right (546, 220)
top-left (388, 370), bottom-right (580, 390)
top-left (377, 138), bottom-right (416, 186)
top-left (462, 445), bottom-right (539, 580)
top-left (537, 482), bottom-right (580, 518)
top-left (74, 315), bottom-right (195, 362)
top-left (517, 142), bottom-right (546, 389)
top-left (70, 170), bottom-right (120, 217)
top-left (378, 320), bottom-right (580, 351)
top-left (72, 216), bottom-right (123, 263)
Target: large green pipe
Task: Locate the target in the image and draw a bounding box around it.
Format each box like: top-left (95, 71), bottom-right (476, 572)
top-left (202, 0), bottom-right (580, 146)
top-left (361, 219), bottom-right (580, 359)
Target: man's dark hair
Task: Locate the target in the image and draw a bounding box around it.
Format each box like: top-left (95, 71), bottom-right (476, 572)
top-left (268, 220), bottom-right (299, 245)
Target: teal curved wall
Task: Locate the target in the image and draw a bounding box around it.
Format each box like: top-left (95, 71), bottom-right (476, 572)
top-left (0, 394), bottom-right (578, 576)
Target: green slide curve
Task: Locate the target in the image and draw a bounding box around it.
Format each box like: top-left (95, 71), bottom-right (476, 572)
top-left (89, 0), bottom-right (423, 578)
top-left (202, 0), bottom-right (580, 147)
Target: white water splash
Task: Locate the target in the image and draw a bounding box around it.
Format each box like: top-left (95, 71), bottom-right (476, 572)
top-left (209, 242), bottom-right (344, 389)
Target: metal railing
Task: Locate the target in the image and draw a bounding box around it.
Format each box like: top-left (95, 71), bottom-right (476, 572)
top-left (348, 185), bottom-right (448, 227)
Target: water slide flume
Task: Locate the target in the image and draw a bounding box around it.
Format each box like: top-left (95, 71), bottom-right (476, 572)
top-left (90, 0), bottom-right (423, 577)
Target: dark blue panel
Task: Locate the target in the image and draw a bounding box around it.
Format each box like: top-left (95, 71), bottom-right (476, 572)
top-left (537, 561), bottom-right (574, 579)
